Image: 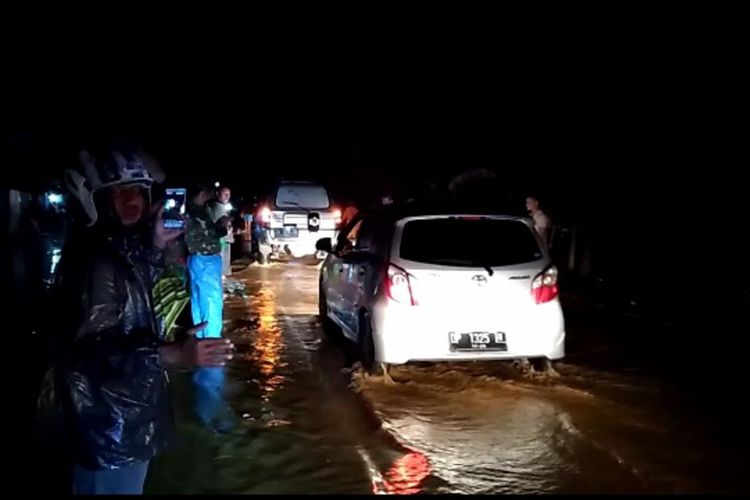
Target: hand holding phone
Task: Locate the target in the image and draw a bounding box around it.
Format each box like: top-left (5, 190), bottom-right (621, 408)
top-left (163, 188), bottom-right (187, 229)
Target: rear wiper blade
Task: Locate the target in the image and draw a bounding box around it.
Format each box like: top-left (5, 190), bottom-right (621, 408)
top-left (432, 258), bottom-right (494, 276)
top-left (279, 201), bottom-right (310, 213)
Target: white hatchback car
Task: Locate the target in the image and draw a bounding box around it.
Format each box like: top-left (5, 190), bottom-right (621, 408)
top-left (316, 207), bottom-right (565, 372)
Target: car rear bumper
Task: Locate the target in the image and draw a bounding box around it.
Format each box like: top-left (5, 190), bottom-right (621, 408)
top-left (371, 299), bottom-right (565, 364)
top-left (262, 228), bottom-right (337, 257)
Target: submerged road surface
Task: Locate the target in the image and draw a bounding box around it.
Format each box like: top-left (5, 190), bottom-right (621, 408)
top-left (147, 261), bottom-right (748, 494)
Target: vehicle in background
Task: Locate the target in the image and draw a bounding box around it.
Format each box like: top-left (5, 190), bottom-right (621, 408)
top-left (255, 181), bottom-right (341, 262)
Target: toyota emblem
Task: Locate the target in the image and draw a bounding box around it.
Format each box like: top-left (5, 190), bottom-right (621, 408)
top-left (471, 275), bottom-right (488, 286)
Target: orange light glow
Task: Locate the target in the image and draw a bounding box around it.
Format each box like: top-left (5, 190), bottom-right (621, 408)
top-left (332, 208), bottom-right (342, 225)
top-left (374, 450), bottom-right (432, 495)
top-left (249, 288), bottom-right (285, 395)
top-left (260, 206), bottom-right (272, 224)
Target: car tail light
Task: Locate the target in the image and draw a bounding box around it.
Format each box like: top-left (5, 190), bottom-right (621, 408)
top-left (532, 265), bottom-right (559, 304)
top-left (259, 206), bottom-right (272, 227)
top-left (386, 264), bottom-right (418, 305)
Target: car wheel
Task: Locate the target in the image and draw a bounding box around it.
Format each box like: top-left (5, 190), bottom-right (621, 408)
top-left (530, 358), bottom-right (560, 377)
top-left (318, 282), bottom-right (336, 337)
top-left (358, 311), bottom-right (379, 374)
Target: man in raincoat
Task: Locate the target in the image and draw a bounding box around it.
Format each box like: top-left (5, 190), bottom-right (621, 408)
top-left (36, 142), bottom-right (234, 494)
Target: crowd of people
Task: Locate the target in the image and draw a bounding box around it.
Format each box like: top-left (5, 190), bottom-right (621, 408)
top-left (29, 140), bottom-right (555, 495)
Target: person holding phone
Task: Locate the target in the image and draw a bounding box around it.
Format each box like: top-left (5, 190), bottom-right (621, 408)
top-left (37, 141), bottom-right (234, 495)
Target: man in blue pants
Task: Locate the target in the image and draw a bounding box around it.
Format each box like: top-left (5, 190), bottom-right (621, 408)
top-left (185, 184), bottom-right (233, 429)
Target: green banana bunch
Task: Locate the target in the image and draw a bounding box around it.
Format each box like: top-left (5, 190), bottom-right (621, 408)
top-left (153, 273), bottom-right (190, 342)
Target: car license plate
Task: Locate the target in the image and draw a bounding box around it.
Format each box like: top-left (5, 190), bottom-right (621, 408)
top-left (278, 226), bottom-right (298, 238)
top-left (449, 332), bottom-right (507, 352)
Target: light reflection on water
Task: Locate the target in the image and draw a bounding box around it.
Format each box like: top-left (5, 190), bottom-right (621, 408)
top-left (151, 264), bottom-right (750, 495)
top-left (246, 287), bottom-right (286, 398)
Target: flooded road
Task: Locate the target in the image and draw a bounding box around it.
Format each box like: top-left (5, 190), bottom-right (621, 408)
top-left (147, 261), bottom-right (749, 494)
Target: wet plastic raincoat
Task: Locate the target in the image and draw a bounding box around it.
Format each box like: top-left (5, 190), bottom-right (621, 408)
top-left (36, 228), bottom-right (172, 471)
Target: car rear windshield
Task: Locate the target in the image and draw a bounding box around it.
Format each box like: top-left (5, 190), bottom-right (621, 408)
top-left (399, 217), bottom-right (543, 267)
top-left (275, 184), bottom-right (330, 209)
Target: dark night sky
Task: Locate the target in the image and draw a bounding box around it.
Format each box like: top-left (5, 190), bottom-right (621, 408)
top-left (2, 29), bottom-right (743, 220)
top-left (5, 51), bottom-right (635, 185)
top-left (2, 18), bottom-right (747, 314)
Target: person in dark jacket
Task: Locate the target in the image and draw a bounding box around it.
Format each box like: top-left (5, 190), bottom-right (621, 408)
top-left (36, 143), bottom-right (235, 495)
top-left (185, 183), bottom-right (234, 430)
top-left (185, 182), bottom-right (230, 338)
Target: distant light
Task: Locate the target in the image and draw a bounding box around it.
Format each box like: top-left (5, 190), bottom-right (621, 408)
top-left (47, 192), bottom-right (63, 204)
top-left (50, 247), bottom-right (62, 276)
top-left (215, 181), bottom-right (220, 188)
top-left (260, 206), bottom-right (272, 224)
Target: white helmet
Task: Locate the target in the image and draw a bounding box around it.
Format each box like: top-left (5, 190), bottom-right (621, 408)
top-left (64, 143), bottom-right (165, 226)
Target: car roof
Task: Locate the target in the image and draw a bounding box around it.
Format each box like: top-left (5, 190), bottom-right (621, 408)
top-left (277, 180), bottom-right (326, 186)
top-left (358, 202), bottom-right (529, 223)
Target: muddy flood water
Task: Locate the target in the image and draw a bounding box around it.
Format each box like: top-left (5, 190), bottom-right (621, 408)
top-left (146, 261), bottom-right (749, 494)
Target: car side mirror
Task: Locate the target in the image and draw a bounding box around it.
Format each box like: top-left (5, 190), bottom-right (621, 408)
top-left (316, 237), bottom-right (333, 253)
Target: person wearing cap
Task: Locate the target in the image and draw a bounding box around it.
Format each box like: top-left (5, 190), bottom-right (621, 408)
top-left (36, 142), bottom-right (234, 494)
